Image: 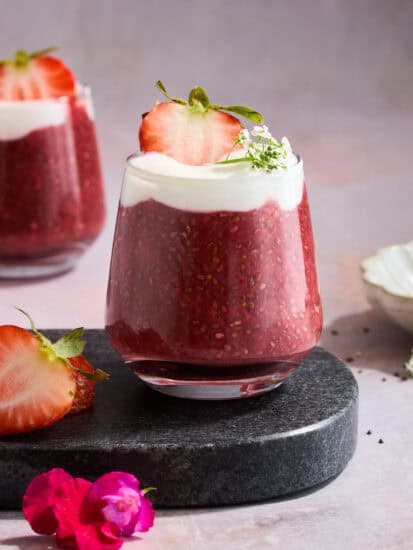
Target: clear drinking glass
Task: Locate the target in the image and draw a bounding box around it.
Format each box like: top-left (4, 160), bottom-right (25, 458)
top-left (0, 85), bottom-right (105, 278)
top-left (106, 153), bottom-right (322, 399)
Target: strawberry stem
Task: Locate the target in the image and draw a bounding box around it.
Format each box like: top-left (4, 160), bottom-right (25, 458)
top-left (156, 81), bottom-right (186, 105)
top-left (154, 81), bottom-right (263, 122)
top-left (215, 157), bottom-right (251, 165)
top-left (15, 307), bottom-right (109, 382)
top-left (188, 86), bottom-right (210, 110)
top-left (0, 46), bottom-right (58, 69)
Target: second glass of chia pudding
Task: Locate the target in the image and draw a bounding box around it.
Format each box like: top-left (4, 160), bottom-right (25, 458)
top-left (106, 82), bottom-right (322, 399)
top-left (0, 48), bottom-right (105, 278)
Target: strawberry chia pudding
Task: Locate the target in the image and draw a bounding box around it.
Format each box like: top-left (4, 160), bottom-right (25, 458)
top-left (106, 153), bottom-right (322, 398)
top-left (0, 49), bottom-right (105, 277)
top-left (106, 82), bottom-right (322, 399)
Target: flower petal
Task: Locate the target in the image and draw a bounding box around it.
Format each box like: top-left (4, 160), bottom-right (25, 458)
top-left (87, 472), bottom-right (155, 537)
top-left (23, 468), bottom-right (73, 535)
top-left (132, 493), bottom-right (155, 534)
top-left (54, 477), bottom-right (123, 550)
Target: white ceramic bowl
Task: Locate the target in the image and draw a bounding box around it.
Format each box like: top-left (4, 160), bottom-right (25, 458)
top-left (361, 241), bottom-right (413, 334)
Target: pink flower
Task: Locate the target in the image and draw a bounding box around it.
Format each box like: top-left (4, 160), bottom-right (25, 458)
top-left (53, 477), bottom-right (123, 550)
top-left (23, 468), bottom-right (73, 535)
top-left (86, 472), bottom-right (155, 536)
top-left (23, 469), bottom-right (155, 549)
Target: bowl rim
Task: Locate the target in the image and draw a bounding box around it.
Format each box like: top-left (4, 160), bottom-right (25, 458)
top-left (360, 241), bottom-right (413, 300)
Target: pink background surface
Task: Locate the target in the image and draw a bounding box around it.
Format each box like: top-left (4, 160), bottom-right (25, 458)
top-left (1, 1), bottom-right (413, 548)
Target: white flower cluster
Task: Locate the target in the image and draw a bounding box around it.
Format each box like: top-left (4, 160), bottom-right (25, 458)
top-left (405, 353), bottom-right (413, 377)
top-left (234, 125), bottom-right (293, 173)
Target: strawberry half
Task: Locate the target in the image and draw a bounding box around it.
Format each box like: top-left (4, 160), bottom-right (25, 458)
top-left (0, 310), bottom-right (107, 435)
top-left (139, 81), bottom-right (263, 165)
top-left (0, 47), bottom-right (75, 100)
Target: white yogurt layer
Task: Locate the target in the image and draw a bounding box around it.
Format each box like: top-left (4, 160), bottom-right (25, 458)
top-left (0, 83), bottom-right (95, 141)
top-left (0, 99), bottom-right (68, 141)
top-left (121, 152), bottom-right (304, 212)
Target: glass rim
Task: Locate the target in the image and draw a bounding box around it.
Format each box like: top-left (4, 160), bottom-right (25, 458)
top-left (125, 151), bottom-right (303, 185)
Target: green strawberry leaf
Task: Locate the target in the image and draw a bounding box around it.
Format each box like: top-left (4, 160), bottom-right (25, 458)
top-left (188, 86), bottom-right (210, 110)
top-left (0, 47), bottom-right (57, 69)
top-left (16, 307), bottom-right (108, 380)
top-left (52, 327), bottom-right (86, 358)
top-left (215, 104), bottom-right (263, 123)
top-left (156, 81), bottom-right (187, 105)
top-left (29, 46), bottom-right (58, 59)
top-left (154, 81), bottom-right (263, 123)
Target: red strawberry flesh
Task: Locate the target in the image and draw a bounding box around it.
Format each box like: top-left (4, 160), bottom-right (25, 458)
top-left (0, 326), bottom-right (75, 435)
top-left (139, 81), bottom-right (262, 166)
top-left (0, 48), bottom-right (75, 101)
top-left (139, 102), bottom-right (242, 165)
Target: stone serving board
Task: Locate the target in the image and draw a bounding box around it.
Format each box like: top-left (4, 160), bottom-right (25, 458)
top-left (0, 330), bottom-right (358, 509)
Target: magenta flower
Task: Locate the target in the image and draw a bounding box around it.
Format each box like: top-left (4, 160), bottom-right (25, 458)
top-left (23, 469), bottom-right (155, 549)
top-left (23, 468), bottom-right (72, 535)
top-left (86, 472), bottom-right (155, 537)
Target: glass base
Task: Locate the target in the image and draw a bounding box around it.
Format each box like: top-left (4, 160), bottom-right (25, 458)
top-left (0, 246), bottom-right (87, 279)
top-left (140, 377), bottom-right (283, 400)
top-left (132, 360), bottom-right (298, 400)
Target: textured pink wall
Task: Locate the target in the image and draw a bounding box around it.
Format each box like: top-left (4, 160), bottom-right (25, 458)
top-left (0, 0), bottom-right (411, 184)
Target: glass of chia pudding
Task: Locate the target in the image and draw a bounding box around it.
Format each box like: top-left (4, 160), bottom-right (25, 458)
top-left (106, 82), bottom-right (322, 399)
top-left (0, 48), bottom-right (105, 278)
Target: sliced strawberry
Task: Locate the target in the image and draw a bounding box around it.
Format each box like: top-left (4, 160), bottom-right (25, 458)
top-left (0, 325), bottom-right (75, 435)
top-left (0, 310), bottom-right (108, 435)
top-left (69, 355), bottom-right (96, 414)
top-left (139, 81), bottom-right (263, 165)
top-left (0, 47), bottom-right (75, 101)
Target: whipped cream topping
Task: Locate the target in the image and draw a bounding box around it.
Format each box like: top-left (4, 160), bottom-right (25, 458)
top-left (0, 84), bottom-right (94, 141)
top-left (0, 100), bottom-right (68, 141)
top-left (121, 152), bottom-right (304, 212)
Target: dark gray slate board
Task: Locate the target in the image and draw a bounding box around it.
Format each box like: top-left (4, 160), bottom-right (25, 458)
top-left (0, 330), bottom-right (358, 509)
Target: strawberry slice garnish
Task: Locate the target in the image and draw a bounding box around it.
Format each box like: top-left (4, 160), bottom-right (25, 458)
top-left (0, 47), bottom-right (75, 100)
top-left (0, 310), bottom-right (107, 435)
top-left (0, 326), bottom-right (75, 435)
top-left (139, 81), bottom-right (263, 165)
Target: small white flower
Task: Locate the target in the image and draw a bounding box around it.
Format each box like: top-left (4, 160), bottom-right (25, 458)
top-left (219, 125), bottom-right (294, 173)
top-left (251, 125), bottom-right (272, 140)
top-left (247, 142), bottom-right (261, 158)
top-left (236, 128), bottom-right (250, 144)
top-left (281, 136), bottom-right (292, 153)
top-left (268, 136), bottom-right (279, 147)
